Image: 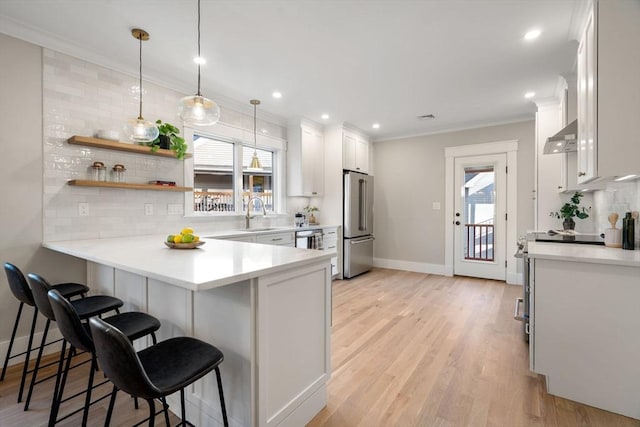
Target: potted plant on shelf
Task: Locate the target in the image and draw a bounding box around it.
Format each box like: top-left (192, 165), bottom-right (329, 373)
top-left (149, 120), bottom-right (188, 159)
top-left (304, 206), bottom-right (319, 225)
top-left (550, 191), bottom-right (590, 230)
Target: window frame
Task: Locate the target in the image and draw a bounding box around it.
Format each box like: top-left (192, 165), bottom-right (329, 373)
top-left (183, 125), bottom-right (286, 217)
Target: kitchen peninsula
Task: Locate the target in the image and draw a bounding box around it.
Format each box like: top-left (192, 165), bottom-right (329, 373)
top-left (527, 242), bottom-right (640, 419)
top-left (44, 235), bottom-right (333, 427)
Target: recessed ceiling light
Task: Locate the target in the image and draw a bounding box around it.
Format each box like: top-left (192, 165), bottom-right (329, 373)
top-left (261, 128), bottom-right (268, 134)
top-left (556, 142), bottom-right (563, 147)
top-left (524, 29), bottom-right (541, 41)
top-left (321, 114), bottom-right (329, 120)
top-left (272, 91), bottom-right (282, 99)
top-left (372, 123), bottom-right (380, 129)
top-left (193, 56), bottom-right (206, 65)
top-left (524, 91), bottom-right (536, 99)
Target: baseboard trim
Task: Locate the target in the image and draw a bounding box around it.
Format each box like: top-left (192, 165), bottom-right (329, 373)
top-left (373, 258), bottom-right (446, 276)
top-left (0, 327), bottom-right (63, 369)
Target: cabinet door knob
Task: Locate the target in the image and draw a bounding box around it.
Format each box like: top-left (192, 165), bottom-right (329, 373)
top-left (455, 221), bottom-right (461, 226)
top-left (558, 186), bottom-right (563, 189)
top-left (578, 172), bottom-right (586, 177)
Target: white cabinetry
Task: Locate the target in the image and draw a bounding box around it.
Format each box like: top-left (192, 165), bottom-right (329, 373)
top-left (576, 0), bottom-right (640, 183)
top-left (343, 131), bottom-right (369, 173)
top-left (223, 231), bottom-right (295, 247)
top-left (322, 227), bottom-right (339, 277)
top-left (287, 122), bottom-right (324, 197)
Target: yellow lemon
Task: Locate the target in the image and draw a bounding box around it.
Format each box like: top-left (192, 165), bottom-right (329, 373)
top-left (166, 234), bottom-right (175, 243)
top-left (181, 227), bottom-right (194, 235)
top-left (193, 235), bottom-right (200, 242)
top-left (181, 233), bottom-right (194, 243)
top-left (173, 234), bottom-right (183, 244)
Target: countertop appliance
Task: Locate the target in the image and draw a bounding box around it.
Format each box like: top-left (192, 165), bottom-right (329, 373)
top-left (513, 231), bottom-right (605, 342)
top-left (343, 171), bottom-right (374, 278)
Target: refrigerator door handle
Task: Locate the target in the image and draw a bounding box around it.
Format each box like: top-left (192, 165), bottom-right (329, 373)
top-left (350, 237), bottom-right (375, 244)
top-left (359, 179), bottom-right (366, 231)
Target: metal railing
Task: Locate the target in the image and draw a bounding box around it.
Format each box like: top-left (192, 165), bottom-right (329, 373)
top-left (464, 223), bottom-right (494, 261)
top-left (193, 190), bottom-right (273, 213)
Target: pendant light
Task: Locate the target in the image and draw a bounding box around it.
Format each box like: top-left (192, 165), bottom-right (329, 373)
top-left (178, 0), bottom-right (220, 126)
top-left (124, 29), bottom-right (159, 143)
top-left (247, 99), bottom-right (263, 171)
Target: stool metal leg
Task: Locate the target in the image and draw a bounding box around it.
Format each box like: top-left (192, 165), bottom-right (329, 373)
top-left (104, 386), bottom-right (118, 427)
top-left (215, 367), bottom-right (229, 427)
top-left (18, 306), bottom-right (39, 403)
top-left (1, 301), bottom-right (24, 381)
top-left (80, 355), bottom-right (97, 427)
top-left (24, 318), bottom-right (51, 410)
top-left (48, 340), bottom-right (69, 427)
top-left (147, 399), bottom-right (156, 427)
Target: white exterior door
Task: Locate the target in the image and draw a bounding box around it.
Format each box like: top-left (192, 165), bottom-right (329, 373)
top-left (453, 154), bottom-right (507, 281)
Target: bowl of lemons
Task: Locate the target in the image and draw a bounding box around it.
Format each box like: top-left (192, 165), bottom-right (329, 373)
top-left (164, 227), bottom-right (204, 249)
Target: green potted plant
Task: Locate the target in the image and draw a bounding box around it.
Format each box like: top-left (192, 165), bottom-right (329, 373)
top-left (550, 191), bottom-right (590, 230)
top-left (304, 205), bottom-right (319, 224)
top-left (149, 120), bottom-right (188, 159)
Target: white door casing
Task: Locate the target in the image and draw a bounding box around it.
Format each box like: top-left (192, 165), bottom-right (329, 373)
top-left (444, 140), bottom-right (519, 284)
top-left (453, 154), bottom-right (506, 281)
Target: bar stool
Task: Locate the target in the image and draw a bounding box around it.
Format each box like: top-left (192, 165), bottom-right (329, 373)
top-left (90, 316), bottom-right (229, 427)
top-left (48, 289), bottom-right (161, 426)
top-left (25, 272), bottom-right (124, 411)
top-left (1, 262), bottom-right (89, 403)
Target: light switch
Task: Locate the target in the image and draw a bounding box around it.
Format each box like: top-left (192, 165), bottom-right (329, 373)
top-left (144, 203), bottom-right (153, 216)
top-left (78, 202), bottom-right (89, 216)
top-left (432, 202), bottom-right (441, 210)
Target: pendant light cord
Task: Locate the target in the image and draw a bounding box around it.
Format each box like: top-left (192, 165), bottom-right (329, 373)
top-left (254, 103), bottom-right (257, 148)
top-left (196, 0), bottom-right (202, 96)
top-left (138, 32), bottom-right (143, 120)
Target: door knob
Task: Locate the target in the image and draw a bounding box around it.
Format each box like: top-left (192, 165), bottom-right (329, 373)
top-left (455, 212), bottom-right (460, 217)
top-left (455, 221), bottom-right (460, 226)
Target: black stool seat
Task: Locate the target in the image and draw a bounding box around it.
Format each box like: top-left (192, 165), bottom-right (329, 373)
top-left (71, 295), bottom-right (123, 319)
top-left (51, 282), bottom-right (89, 299)
top-left (138, 337), bottom-right (224, 395)
top-left (100, 312), bottom-right (161, 343)
top-left (91, 317), bottom-right (229, 426)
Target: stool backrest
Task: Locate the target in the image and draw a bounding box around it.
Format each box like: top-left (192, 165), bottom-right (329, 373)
top-left (4, 263), bottom-right (35, 306)
top-left (89, 317), bottom-right (161, 400)
top-left (48, 289), bottom-right (94, 353)
top-left (27, 273), bottom-right (56, 320)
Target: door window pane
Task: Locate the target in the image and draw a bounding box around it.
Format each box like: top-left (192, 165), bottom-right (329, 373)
top-left (463, 166), bottom-right (495, 261)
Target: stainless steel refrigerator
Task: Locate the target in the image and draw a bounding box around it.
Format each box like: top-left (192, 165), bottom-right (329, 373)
top-left (343, 171), bottom-right (374, 278)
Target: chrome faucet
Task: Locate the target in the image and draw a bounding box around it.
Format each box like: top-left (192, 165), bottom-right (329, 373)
top-left (245, 196), bottom-right (267, 229)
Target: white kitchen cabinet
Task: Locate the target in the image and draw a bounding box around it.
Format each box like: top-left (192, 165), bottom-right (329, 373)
top-left (342, 131), bottom-right (369, 173)
top-left (576, 0), bottom-right (640, 183)
top-left (223, 231), bottom-right (295, 247)
top-left (287, 122), bottom-right (324, 197)
top-left (530, 256), bottom-right (640, 419)
top-left (322, 227), bottom-right (339, 277)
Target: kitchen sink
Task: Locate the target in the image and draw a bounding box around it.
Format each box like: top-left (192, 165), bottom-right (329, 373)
top-left (242, 227), bottom-right (277, 232)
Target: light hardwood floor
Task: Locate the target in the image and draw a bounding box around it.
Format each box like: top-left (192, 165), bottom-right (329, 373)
top-left (1, 268), bottom-right (638, 426)
top-left (308, 268), bottom-right (640, 427)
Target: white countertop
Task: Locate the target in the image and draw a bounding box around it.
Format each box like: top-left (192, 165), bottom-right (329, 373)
top-left (44, 235), bottom-right (332, 291)
top-left (203, 224), bottom-right (340, 239)
top-left (527, 241), bottom-right (640, 267)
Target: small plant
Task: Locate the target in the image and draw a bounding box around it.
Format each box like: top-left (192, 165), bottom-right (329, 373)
top-left (150, 120), bottom-right (188, 159)
top-left (550, 191), bottom-right (590, 229)
top-left (303, 206), bottom-right (319, 213)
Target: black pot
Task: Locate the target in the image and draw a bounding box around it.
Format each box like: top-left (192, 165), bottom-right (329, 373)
top-left (563, 218), bottom-right (575, 230)
top-left (157, 135), bottom-right (171, 150)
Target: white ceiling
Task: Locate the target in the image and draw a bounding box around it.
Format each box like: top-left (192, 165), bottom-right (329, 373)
top-left (0, 0), bottom-right (581, 140)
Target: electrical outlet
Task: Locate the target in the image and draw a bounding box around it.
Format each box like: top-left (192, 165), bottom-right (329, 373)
top-left (78, 202), bottom-right (89, 216)
top-left (144, 203), bottom-right (153, 216)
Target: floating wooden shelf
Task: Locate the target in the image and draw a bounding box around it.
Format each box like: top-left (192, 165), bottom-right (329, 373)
top-left (68, 180), bottom-right (192, 192)
top-left (67, 135), bottom-right (192, 159)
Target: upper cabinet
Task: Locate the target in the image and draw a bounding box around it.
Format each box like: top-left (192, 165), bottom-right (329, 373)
top-left (576, 0), bottom-right (640, 184)
top-left (287, 121), bottom-right (324, 197)
top-left (343, 130), bottom-right (370, 174)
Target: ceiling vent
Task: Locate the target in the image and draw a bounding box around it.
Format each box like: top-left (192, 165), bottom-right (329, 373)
top-left (418, 114), bottom-right (436, 120)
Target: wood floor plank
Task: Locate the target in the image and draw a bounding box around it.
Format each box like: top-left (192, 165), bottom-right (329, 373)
top-left (309, 269), bottom-right (640, 427)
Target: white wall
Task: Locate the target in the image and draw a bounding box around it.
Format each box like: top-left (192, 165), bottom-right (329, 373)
top-left (372, 120), bottom-right (535, 271)
top-left (0, 34), bottom-right (85, 352)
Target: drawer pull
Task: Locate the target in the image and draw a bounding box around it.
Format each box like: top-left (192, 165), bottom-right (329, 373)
top-left (271, 238), bottom-right (283, 241)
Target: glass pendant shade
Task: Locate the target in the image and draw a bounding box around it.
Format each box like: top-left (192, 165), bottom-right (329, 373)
top-left (124, 117), bottom-right (159, 143)
top-left (178, 95), bottom-right (220, 126)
